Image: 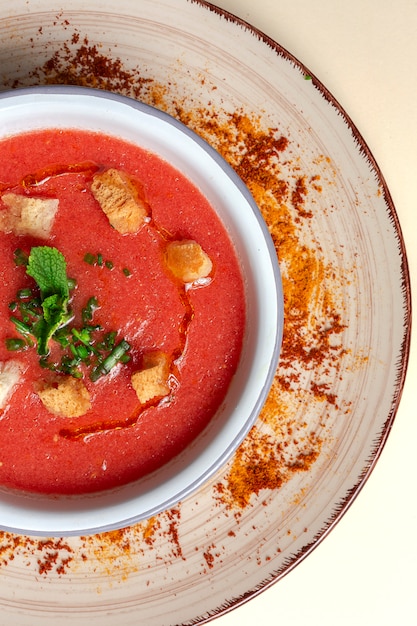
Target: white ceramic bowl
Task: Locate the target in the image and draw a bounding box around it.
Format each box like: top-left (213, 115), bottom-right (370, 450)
top-left (0, 85), bottom-right (283, 536)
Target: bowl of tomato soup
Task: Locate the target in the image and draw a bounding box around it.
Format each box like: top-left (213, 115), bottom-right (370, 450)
top-left (0, 86), bottom-right (283, 535)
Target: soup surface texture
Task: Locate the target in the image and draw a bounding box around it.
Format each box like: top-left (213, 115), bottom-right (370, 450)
top-left (0, 129), bottom-right (245, 495)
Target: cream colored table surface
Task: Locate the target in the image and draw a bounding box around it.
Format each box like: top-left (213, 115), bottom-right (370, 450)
top-left (211, 1), bottom-right (417, 625)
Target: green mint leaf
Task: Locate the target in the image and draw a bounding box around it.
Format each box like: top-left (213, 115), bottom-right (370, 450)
top-left (42, 294), bottom-right (66, 325)
top-left (30, 294), bottom-right (69, 355)
top-left (26, 246), bottom-right (69, 300)
top-left (7, 245), bottom-right (132, 378)
top-left (24, 247), bottom-right (71, 355)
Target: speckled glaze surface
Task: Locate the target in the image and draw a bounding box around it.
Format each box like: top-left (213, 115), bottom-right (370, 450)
top-left (0, 1), bottom-right (410, 625)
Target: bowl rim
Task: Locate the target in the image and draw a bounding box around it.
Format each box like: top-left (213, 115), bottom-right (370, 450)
top-left (0, 85), bottom-right (283, 535)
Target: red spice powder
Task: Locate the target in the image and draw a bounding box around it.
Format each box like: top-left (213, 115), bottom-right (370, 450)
top-left (0, 533), bottom-right (74, 576)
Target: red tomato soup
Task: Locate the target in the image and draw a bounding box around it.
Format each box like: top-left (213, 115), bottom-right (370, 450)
top-left (0, 129), bottom-right (245, 495)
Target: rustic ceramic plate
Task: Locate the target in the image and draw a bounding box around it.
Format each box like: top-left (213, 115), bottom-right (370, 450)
top-left (0, 1), bottom-right (411, 625)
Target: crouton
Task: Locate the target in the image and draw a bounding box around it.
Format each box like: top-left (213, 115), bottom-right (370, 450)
top-left (36, 376), bottom-right (91, 418)
top-left (0, 193), bottom-right (59, 239)
top-left (91, 168), bottom-right (149, 234)
top-left (0, 360), bottom-right (24, 410)
top-left (164, 239), bottom-right (213, 283)
top-left (131, 351), bottom-right (171, 404)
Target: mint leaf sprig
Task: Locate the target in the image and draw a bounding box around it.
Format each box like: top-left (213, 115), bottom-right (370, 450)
top-left (9, 246), bottom-right (72, 356)
top-left (6, 246), bottom-right (131, 381)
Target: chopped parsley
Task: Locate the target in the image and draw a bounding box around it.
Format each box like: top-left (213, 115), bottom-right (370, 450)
top-left (6, 245), bottom-right (131, 381)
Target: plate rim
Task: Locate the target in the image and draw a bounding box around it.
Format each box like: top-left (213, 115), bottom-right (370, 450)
top-left (184, 0), bottom-right (412, 621)
top-left (0, 1), bottom-right (412, 623)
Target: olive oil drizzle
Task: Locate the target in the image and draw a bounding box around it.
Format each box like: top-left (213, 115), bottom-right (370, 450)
top-left (0, 161), bottom-right (100, 193)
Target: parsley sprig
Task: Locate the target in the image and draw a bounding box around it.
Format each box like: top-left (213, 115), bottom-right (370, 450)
top-left (6, 246), bottom-right (131, 381)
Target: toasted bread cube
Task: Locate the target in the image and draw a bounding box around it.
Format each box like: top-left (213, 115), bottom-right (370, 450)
top-left (0, 360), bottom-right (23, 410)
top-left (164, 239), bottom-right (212, 283)
top-left (91, 168), bottom-right (148, 234)
top-left (37, 376), bottom-right (91, 418)
top-left (131, 351), bottom-right (170, 404)
top-left (0, 193), bottom-right (59, 239)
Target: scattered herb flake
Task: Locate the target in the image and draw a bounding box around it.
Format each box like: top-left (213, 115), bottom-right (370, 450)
top-left (5, 337), bottom-right (27, 351)
top-left (83, 252), bottom-right (96, 265)
top-left (13, 248), bottom-right (29, 267)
